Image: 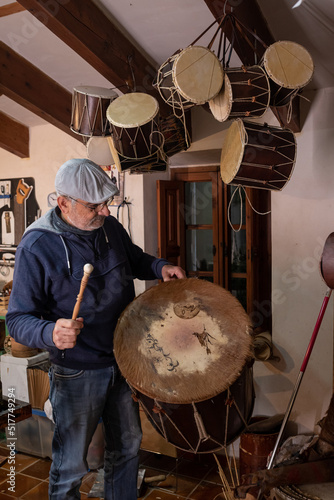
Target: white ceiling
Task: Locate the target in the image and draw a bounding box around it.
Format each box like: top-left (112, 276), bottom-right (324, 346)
top-left (0, 0), bottom-right (333, 129)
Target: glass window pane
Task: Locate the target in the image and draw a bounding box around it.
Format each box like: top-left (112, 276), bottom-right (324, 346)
top-left (229, 186), bottom-right (245, 226)
top-left (231, 229), bottom-right (246, 273)
top-left (186, 229), bottom-right (213, 272)
top-left (185, 182), bottom-right (212, 225)
top-left (231, 277), bottom-right (247, 310)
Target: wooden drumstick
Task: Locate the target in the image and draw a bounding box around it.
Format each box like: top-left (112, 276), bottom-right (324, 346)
top-left (72, 263), bottom-right (94, 320)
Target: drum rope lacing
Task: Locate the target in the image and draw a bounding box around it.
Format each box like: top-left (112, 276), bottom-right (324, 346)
top-left (228, 185), bottom-right (271, 233)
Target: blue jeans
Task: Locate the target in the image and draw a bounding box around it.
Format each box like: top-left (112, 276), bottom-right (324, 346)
top-left (48, 364), bottom-right (142, 500)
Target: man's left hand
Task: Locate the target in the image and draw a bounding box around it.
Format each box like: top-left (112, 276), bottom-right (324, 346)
top-left (161, 264), bottom-right (186, 281)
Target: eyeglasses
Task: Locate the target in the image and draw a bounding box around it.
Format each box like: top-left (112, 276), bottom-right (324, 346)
top-left (68, 196), bottom-right (114, 213)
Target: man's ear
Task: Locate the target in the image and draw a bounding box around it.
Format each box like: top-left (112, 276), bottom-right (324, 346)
top-left (58, 196), bottom-right (70, 213)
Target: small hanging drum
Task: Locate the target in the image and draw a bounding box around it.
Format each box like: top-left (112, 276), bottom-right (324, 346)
top-left (155, 45), bottom-right (224, 111)
top-left (106, 92), bottom-right (165, 172)
top-left (220, 119), bottom-right (297, 191)
top-left (114, 278), bottom-right (254, 453)
top-left (262, 41), bottom-right (314, 107)
top-left (70, 86), bottom-right (118, 137)
top-left (209, 66), bottom-right (270, 122)
top-left (86, 136), bottom-right (114, 166)
top-left (160, 114), bottom-right (191, 157)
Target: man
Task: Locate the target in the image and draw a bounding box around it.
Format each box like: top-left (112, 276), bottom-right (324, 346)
top-left (6, 158), bottom-right (186, 500)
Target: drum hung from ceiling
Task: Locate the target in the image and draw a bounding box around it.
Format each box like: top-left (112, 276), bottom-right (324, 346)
top-left (209, 65), bottom-right (270, 122)
top-left (106, 92), bottom-right (165, 172)
top-left (154, 45), bottom-right (224, 111)
top-left (220, 118), bottom-right (297, 191)
top-left (70, 86), bottom-right (119, 137)
top-left (262, 41), bottom-right (314, 107)
top-left (114, 278), bottom-right (255, 453)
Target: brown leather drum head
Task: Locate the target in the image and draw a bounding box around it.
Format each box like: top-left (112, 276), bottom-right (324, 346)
top-left (320, 232), bottom-right (334, 289)
top-left (114, 278), bottom-right (252, 404)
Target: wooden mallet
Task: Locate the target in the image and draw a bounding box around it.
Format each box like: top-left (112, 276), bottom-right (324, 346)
top-left (72, 263), bottom-right (94, 320)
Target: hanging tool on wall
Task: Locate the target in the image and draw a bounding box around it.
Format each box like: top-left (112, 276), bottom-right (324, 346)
top-left (14, 178), bottom-right (33, 245)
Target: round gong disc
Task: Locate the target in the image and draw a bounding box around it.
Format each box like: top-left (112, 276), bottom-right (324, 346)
top-left (114, 278), bottom-right (252, 404)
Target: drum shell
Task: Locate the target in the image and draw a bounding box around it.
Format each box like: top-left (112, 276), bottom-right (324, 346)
top-left (133, 362), bottom-right (254, 454)
top-left (71, 90), bottom-right (115, 137)
top-left (209, 66), bottom-right (270, 122)
top-left (155, 46), bottom-right (224, 110)
top-left (160, 114), bottom-right (190, 157)
top-left (109, 119), bottom-right (162, 160)
top-left (220, 119), bottom-right (296, 191)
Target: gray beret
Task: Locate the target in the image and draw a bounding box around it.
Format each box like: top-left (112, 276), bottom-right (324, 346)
top-left (55, 159), bottom-right (119, 203)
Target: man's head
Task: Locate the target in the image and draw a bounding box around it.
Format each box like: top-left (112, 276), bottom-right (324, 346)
top-left (55, 158), bottom-right (119, 231)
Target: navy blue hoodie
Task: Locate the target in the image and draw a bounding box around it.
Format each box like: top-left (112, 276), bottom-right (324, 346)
top-left (6, 208), bottom-right (169, 369)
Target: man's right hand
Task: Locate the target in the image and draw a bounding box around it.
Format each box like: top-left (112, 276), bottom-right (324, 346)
top-left (52, 317), bottom-right (84, 350)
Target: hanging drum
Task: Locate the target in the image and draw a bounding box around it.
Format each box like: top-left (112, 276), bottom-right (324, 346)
top-left (160, 114), bottom-right (191, 158)
top-left (114, 278), bottom-right (254, 454)
top-left (86, 136), bottom-right (114, 166)
top-left (220, 119), bottom-right (297, 191)
top-left (261, 41), bottom-right (314, 107)
top-left (106, 92), bottom-right (165, 172)
top-left (209, 66), bottom-right (270, 122)
top-left (155, 45), bottom-right (224, 111)
top-left (70, 86), bottom-right (118, 137)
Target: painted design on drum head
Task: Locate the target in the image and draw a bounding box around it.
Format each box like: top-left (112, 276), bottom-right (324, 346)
top-left (192, 326), bottom-right (216, 354)
top-left (173, 303), bottom-right (200, 319)
top-left (139, 303), bottom-right (227, 377)
top-left (145, 332), bottom-right (179, 372)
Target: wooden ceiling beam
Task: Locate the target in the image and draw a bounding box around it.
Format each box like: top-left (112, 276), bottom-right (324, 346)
top-left (203, 0), bottom-right (301, 131)
top-left (15, 0), bottom-right (168, 113)
top-left (0, 41), bottom-right (80, 140)
top-left (0, 111), bottom-right (29, 158)
top-left (0, 2), bottom-right (25, 18)
top-left (203, 0), bottom-right (275, 65)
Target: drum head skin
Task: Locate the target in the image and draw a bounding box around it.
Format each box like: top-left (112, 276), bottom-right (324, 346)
top-left (86, 136), bottom-right (114, 166)
top-left (209, 73), bottom-right (232, 122)
top-left (263, 41), bottom-right (314, 89)
top-left (106, 92), bottom-right (159, 128)
top-left (173, 46), bottom-right (224, 104)
top-left (73, 86), bottom-right (119, 99)
top-left (114, 278), bottom-right (252, 404)
top-left (220, 119), bottom-right (245, 184)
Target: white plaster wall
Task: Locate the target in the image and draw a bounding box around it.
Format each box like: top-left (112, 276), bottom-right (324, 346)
top-left (253, 88), bottom-right (334, 434)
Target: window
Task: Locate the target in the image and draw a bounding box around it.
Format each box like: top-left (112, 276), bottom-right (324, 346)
top-left (157, 166), bottom-right (271, 332)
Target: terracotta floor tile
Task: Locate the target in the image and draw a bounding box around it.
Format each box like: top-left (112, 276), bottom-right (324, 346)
top-left (0, 469), bottom-right (10, 486)
top-left (156, 473), bottom-right (199, 497)
top-left (142, 454), bottom-right (178, 472)
top-left (173, 459), bottom-right (213, 480)
top-left (0, 493), bottom-right (13, 499)
top-left (2, 454), bottom-right (39, 473)
top-left (21, 480), bottom-right (49, 499)
top-left (17, 458), bottom-right (51, 480)
top-left (0, 473), bottom-right (41, 497)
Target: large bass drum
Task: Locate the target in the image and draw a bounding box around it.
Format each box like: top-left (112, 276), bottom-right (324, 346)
top-left (114, 278), bottom-right (255, 454)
